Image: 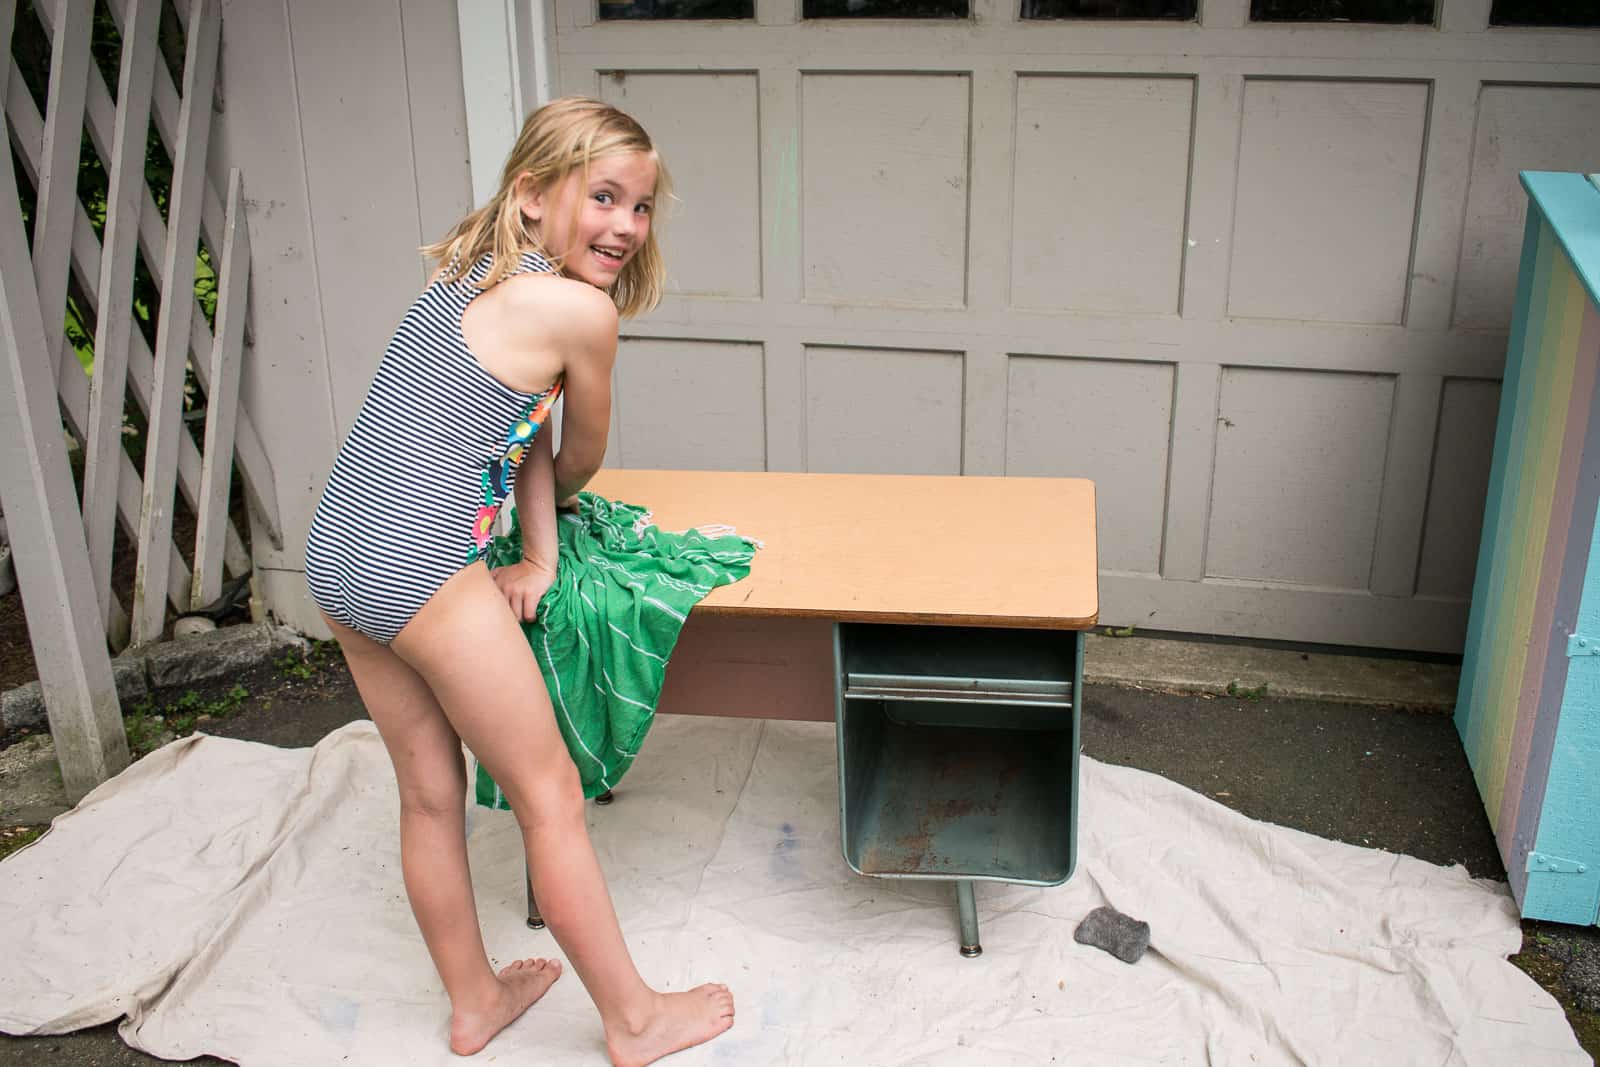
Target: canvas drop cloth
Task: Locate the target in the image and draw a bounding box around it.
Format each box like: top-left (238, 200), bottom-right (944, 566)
top-left (0, 716), bottom-right (1586, 1066)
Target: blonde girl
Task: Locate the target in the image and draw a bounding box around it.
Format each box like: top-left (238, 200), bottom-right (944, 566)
top-left (303, 97), bottom-right (734, 1065)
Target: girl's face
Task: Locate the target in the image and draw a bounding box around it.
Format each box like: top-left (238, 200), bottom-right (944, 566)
top-left (520, 151), bottom-right (658, 290)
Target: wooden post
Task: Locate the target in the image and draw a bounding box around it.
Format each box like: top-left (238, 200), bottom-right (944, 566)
top-left (83, 0), bottom-right (162, 634)
top-left (132, 0), bottom-right (220, 646)
top-left (193, 169), bottom-right (251, 609)
top-left (0, 66), bottom-right (131, 801)
top-left (30, 0), bottom-right (94, 380)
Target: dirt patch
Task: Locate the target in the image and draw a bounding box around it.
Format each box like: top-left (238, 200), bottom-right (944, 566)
top-left (0, 592), bottom-right (35, 695)
top-left (1516, 920), bottom-right (1600, 1059)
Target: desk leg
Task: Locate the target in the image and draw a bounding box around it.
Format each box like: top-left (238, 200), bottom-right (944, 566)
top-left (957, 881), bottom-right (982, 957)
top-left (526, 862), bottom-right (545, 930)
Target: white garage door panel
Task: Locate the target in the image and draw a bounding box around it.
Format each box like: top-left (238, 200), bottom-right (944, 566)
top-left (1416, 378), bottom-right (1501, 599)
top-left (1012, 75), bottom-right (1193, 316)
top-left (1207, 368), bottom-right (1395, 588)
top-left (614, 338), bottom-right (766, 470)
top-left (1229, 80), bottom-right (1428, 326)
top-left (541, 12), bottom-right (1600, 652)
top-left (600, 72), bottom-right (762, 299)
top-left (805, 346), bottom-right (963, 474)
top-left (1454, 85), bottom-right (1600, 332)
top-left (1005, 355), bottom-right (1173, 575)
top-left (801, 74), bottom-right (970, 309)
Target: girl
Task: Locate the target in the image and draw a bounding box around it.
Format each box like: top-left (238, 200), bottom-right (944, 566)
top-left (303, 97), bottom-right (734, 1065)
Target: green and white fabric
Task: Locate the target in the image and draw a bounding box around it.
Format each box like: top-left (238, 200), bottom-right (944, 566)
top-left (473, 492), bottom-right (759, 807)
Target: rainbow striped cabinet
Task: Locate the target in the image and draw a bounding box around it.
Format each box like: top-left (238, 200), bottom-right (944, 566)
top-left (1456, 172), bottom-right (1600, 926)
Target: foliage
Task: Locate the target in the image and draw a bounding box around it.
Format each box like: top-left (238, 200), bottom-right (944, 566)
top-left (123, 682), bottom-right (249, 757)
top-left (276, 641), bottom-right (339, 682)
top-left (9, 0), bottom-right (216, 402)
top-left (0, 826), bottom-right (46, 863)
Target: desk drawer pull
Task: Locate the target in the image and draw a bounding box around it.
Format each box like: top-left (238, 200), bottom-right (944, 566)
top-left (845, 672), bottom-right (1072, 708)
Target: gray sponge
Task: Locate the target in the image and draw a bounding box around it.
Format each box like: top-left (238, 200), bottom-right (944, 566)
top-left (1074, 905), bottom-right (1151, 964)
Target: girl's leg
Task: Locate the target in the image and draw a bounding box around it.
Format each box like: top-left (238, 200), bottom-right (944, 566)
top-left (323, 614), bottom-right (562, 1055)
top-left (392, 564), bottom-right (735, 1067)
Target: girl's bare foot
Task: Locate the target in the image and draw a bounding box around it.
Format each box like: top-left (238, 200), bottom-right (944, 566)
top-left (605, 984), bottom-right (735, 1067)
top-left (449, 957), bottom-right (563, 1055)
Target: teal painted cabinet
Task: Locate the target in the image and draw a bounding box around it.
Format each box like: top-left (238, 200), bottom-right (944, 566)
top-left (1455, 172), bottom-right (1600, 926)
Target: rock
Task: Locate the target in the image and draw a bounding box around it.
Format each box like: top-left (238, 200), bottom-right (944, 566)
top-left (1564, 943), bottom-right (1600, 1012)
top-left (0, 682), bottom-right (41, 732)
top-left (0, 733), bottom-right (68, 821)
top-left (2, 623), bottom-right (305, 731)
top-left (173, 616), bottom-right (218, 639)
top-left (143, 622), bottom-right (307, 690)
top-left (2, 657), bottom-right (149, 732)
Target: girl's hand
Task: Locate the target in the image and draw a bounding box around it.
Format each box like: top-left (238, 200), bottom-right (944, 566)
top-left (493, 559), bottom-right (557, 622)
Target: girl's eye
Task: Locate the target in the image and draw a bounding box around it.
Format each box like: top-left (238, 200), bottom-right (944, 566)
top-left (594, 192), bottom-right (613, 205)
top-left (635, 203), bottom-right (652, 215)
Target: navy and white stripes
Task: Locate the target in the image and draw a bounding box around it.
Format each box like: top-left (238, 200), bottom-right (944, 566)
top-left (305, 252), bottom-right (561, 643)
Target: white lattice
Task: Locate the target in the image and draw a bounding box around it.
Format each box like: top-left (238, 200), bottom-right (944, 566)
top-left (0, 0), bottom-right (275, 799)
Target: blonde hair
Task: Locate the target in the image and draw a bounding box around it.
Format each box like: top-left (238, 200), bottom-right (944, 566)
top-left (422, 96), bottom-right (670, 319)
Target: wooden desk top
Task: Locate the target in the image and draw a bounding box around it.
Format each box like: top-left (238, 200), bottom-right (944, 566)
top-left (588, 470), bottom-right (1098, 630)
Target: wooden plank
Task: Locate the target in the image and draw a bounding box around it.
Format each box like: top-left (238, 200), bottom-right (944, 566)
top-left (965, 64), bottom-right (1009, 315)
top-left (29, 0), bottom-right (93, 375)
top-left (757, 68), bottom-right (800, 308)
top-left (1006, 355), bottom-right (1173, 577)
top-left (1176, 73), bottom-right (1240, 321)
top-left (82, 0), bottom-right (161, 632)
top-left (1500, 294), bottom-right (1599, 858)
top-left (0, 107), bottom-right (131, 803)
top-left (399, 0), bottom-right (474, 283)
top-left (586, 470), bottom-right (1099, 629)
top-left (197, 0), bottom-right (330, 585)
top-left (1512, 305), bottom-right (1600, 918)
top-left (1403, 73), bottom-right (1476, 332)
top-left (1460, 218), bottom-right (1555, 775)
top-left (1482, 239), bottom-right (1578, 818)
top-left (455, 0), bottom-right (523, 206)
top-left (1160, 361), bottom-right (1220, 581)
top-left (761, 336), bottom-right (804, 472)
top-left (132, 0), bottom-right (220, 646)
top-left (7, 63), bottom-right (206, 617)
top-left (289, 0), bottom-right (426, 437)
top-left (1369, 374), bottom-right (1443, 597)
top-left (0, 0), bottom-right (10, 87)
top-left (192, 169), bottom-right (250, 609)
top-left (85, 0), bottom-right (282, 552)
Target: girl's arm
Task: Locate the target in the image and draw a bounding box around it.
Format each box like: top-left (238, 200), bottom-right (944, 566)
top-left (518, 421), bottom-right (559, 573)
top-left (485, 273), bottom-right (617, 504)
top-left (493, 422), bottom-right (559, 621)
top-left (548, 286), bottom-right (618, 503)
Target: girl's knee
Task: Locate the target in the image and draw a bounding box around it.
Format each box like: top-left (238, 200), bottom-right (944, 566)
top-left (502, 762), bottom-right (586, 834)
top-left (396, 770), bottom-right (468, 821)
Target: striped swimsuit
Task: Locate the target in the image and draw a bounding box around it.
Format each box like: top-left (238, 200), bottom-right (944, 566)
top-left (305, 251), bottom-right (563, 643)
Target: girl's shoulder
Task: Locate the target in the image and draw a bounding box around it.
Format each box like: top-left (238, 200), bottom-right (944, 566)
top-left (498, 270), bottom-right (619, 344)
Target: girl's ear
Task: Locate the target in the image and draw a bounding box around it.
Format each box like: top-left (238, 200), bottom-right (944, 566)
top-left (515, 172), bottom-right (544, 223)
